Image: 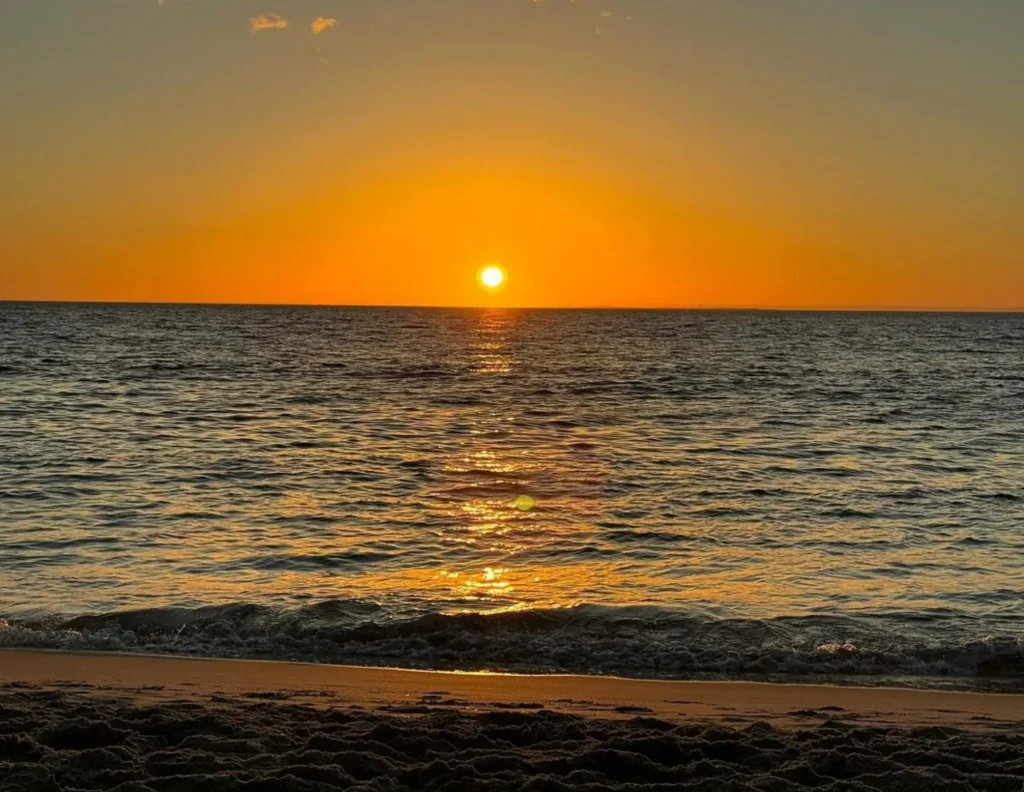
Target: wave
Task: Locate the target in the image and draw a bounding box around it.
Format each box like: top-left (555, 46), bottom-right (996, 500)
top-left (2, 601), bottom-right (1022, 691)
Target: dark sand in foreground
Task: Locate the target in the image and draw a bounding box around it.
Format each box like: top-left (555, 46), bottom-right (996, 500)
top-left (1, 649), bottom-right (1022, 790)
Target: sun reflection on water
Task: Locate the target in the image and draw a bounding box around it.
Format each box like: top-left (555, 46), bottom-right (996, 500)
top-left (471, 310), bottom-right (517, 375)
top-left (415, 310), bottom-right (603, 609)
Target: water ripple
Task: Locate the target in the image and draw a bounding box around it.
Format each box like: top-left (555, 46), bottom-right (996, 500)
top-left (0, 304), bottom-right (1022, 682)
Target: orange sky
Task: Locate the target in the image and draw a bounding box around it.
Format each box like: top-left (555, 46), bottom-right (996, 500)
top-left (2, 1), bottom-right (1022, 309)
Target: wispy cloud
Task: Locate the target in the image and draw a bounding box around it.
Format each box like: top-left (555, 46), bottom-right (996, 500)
top-left (311, 17), bottom-right (338, 35)
top-left (249, 14), bottom-right (289, 33)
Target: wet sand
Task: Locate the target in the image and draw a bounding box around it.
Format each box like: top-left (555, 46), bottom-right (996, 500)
top-left (1, 649), bottom-right (1022, 790)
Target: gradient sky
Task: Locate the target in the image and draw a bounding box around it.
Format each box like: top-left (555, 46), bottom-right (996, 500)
top-left (1, 1), bottom-right (1022, 308)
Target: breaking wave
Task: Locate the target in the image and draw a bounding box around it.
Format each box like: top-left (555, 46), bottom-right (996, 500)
top-left (3, 601), bottom-right (1022, 691)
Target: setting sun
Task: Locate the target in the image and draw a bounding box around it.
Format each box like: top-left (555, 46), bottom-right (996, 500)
top-left (479, 266), bottom-right (506, 290)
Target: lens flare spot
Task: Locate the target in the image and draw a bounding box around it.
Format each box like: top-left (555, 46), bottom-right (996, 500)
top-left (514, 495), bottom-right (536, 512)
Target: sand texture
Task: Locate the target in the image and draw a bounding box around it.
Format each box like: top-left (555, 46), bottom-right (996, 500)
top-left (1, 650), bottom-right (1023, 791)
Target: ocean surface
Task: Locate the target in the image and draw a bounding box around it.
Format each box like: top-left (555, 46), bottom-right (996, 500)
top-left (2, 303), bottom-right (1023, 687)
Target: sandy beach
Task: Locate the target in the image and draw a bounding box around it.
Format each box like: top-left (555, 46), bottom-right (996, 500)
top-left (1, 649), bottom-right (1022, 790)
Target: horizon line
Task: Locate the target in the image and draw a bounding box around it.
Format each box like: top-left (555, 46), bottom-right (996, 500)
top-left (2, 299), bottom-right (1023, 314)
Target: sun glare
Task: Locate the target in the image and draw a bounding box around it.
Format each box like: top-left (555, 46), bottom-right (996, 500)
top-left (479, 266), bottom-right (506, 290)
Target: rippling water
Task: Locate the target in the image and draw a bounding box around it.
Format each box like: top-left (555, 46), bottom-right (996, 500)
top-left (1, 303), bottom-right (1023, 684)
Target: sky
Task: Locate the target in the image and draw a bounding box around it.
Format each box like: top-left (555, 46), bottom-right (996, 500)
top-left (1, 0), bottom-right (1022, 309)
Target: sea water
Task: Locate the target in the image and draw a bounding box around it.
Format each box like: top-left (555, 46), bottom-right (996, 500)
top-left (1, 303), bottom-right (1022, 685)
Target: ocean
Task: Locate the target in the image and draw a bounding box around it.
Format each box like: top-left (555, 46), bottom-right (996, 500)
top-left (1, 303), bottom-right (1022, 687)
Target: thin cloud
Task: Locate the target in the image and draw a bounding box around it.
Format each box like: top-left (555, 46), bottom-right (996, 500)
top-left (311, 17), bottom-right (338, 34)
top-left (249, 14), bottom-right (289, 33)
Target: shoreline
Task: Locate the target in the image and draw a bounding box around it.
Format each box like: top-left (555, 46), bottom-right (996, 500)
top-left (2, 648), bottom-right (1021, 730)
top-left (7, 602), bottom-right (1023, 692)
top-left (3, 649), bottom-right (1022, 791)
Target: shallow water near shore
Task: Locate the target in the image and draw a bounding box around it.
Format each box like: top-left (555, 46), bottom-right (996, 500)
top-left (1, 303), bottom-right (1023, 686)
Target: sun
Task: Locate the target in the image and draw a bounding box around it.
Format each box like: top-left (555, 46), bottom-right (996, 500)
top-left (479, 266), bottom-right (506, 290)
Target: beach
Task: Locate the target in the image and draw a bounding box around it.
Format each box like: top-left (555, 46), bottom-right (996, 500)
top-left (2, 649), bottom-right (1022, 790)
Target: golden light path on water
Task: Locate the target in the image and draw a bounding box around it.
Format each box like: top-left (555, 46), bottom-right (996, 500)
top-left (269, 307), bottom-right (610, 616)
top-left (379, 309), bottom-right (582, 612)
